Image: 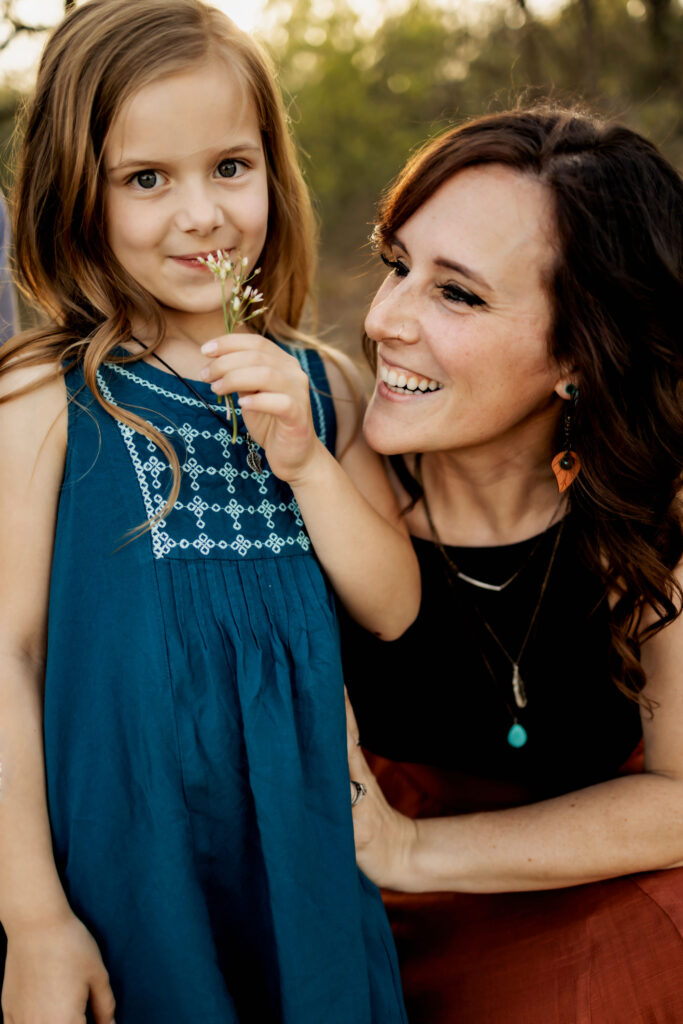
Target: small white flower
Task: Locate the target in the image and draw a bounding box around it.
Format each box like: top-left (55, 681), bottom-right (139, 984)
top-left (232, 296), bottom-right (240, 310)
top-left (242, 256), bottom-right (249, 266)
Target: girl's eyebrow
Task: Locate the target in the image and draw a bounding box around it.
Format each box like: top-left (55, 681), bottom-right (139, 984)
top-left (390, 233), bottom-right (491, 291)
top-left (108, 143), bottom-right (262, 173)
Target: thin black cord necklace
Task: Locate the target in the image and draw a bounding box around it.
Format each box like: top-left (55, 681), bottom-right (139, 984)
top-left (131, 339), bottom-right (263, 473)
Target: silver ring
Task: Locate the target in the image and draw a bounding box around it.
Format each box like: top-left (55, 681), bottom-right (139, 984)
top-left (350, 780), bottom-right (367, 807)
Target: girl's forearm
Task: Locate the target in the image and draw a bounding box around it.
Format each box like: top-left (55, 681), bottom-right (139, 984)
top-left (290, 443), bottom-right (420, 640)
top-left (404, 773), bottom-right (683, 893)
top-left (0, 654), bottom-right (72, 933)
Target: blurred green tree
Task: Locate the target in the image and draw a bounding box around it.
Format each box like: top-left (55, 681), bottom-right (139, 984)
top-left (0, 0), bottom-right (680, 344)
top-left (268, 0), bottom-right (681, 349)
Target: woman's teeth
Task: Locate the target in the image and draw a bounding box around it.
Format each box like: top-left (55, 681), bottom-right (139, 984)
top-left (380, 364), bottom-right (442, 394)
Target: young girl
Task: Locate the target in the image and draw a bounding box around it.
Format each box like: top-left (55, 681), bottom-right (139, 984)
top-left (0, 2), bottom-right (418, 1022)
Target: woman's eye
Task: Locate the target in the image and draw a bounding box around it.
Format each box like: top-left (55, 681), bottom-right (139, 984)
top-left (380, 252), bottom-right (409, 278)
top-left (438, 283), bottom-right (485, 308)
top-left (132, 170), bottom-right (162, 190)
top-left (216, 159), bottom-right (245, 179)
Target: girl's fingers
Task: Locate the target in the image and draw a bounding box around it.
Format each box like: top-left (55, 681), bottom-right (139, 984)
top-left (201, 333), bottom-right (269, 355)
top-left (238, 393), bottom-right (298, 419)
top-left (204, 352), bottom-right (286, 380)
top-left (201, 333), bottom-right (286, 361)
top-left (208, 366), bottom-right (303, 398)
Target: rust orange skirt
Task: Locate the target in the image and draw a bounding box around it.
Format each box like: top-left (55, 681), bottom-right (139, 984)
top-left (366, 750), bottom-right (683, 1024)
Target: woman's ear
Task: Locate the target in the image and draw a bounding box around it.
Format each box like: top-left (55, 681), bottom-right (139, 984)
top-left (553, 377), bottom-right (579, 401)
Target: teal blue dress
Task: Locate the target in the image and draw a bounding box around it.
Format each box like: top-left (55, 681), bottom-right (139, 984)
top-left (43, 350), bottom-right (406, 1024)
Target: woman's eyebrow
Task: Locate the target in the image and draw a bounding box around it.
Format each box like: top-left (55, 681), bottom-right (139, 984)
top-left (433, 257), bottom-right (491, 291)
top-left (389, 233), bottom-right (491, 291)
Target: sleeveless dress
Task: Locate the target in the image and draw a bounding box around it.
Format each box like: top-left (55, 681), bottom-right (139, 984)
top-left (341, 522), bottom-right (683, 1024)
top-left (37, 350), bottom-right (407, 1024)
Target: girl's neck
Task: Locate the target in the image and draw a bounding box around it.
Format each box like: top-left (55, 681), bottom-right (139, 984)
top-left (403, 443), bottom-right (565, 548)
top-left (128, 309), bottom-right (244, 379)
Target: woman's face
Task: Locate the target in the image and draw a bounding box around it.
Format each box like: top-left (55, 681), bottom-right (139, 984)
top-left (363, 163), bottom-right (567, 457)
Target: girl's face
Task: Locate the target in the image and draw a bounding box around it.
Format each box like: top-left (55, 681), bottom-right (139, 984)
top-left (362, 164), bottom-right (567, 458)
top-left (104, 58), bottom-right (269, 334)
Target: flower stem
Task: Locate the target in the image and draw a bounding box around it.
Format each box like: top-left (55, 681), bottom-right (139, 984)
top-left (220, 276), bottom-right (239, 442)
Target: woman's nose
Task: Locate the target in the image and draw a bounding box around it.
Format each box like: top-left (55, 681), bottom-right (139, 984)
top-left (365, 287), bottom-right (419, 345)
top-left (174, 183), bottom-right (225, 235)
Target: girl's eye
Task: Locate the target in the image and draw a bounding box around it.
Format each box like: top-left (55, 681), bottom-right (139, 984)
top-left (438, 283), bottom-right (485, 308)
top-left (216, 159), bottom-right (245, 179)
top-left (380, 252), bottom-right (409, 278)
top-left (132, 170), bottom-right (162, 190)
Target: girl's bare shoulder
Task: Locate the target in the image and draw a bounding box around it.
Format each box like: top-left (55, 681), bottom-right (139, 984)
top-left (0, 358), bottom-right (68, 460)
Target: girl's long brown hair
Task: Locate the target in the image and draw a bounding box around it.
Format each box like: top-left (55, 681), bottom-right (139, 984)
top-left (2, 0), bottom-right (320, 518)
top-left (367, 107), bottom-right (683, 701)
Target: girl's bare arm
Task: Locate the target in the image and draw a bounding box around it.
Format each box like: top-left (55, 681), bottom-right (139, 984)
top-left (0, 366), bottom-right (115, 1024)
top-left (203, 337), bottom-right (420, 640)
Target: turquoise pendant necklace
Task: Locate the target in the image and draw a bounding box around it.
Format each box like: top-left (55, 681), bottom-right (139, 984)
top-left (472, 519), bottom-right (564, 748)
top-left (418, 461), bottom-right (565, 749)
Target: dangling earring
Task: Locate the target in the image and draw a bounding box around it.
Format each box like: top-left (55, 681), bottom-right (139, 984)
top-left (551, 383), bottom-right (581, 493)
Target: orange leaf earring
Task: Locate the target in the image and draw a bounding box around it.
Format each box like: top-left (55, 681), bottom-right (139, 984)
top-left (552, 383), bottom-right (581, 493)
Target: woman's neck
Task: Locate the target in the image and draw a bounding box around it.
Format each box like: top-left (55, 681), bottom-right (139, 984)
top-left (404, 442), bottom-right (566, 548)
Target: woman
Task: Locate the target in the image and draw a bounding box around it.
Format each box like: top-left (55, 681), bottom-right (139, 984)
top-left (340, 106), bottom-right (683, 1024)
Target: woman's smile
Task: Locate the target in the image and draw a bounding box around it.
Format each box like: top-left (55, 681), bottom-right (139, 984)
top-left (378, 356), bottom-right (443, 396)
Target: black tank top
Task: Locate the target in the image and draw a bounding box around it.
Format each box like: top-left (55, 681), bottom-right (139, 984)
top-left (340, 516), bottom-right (643, 801)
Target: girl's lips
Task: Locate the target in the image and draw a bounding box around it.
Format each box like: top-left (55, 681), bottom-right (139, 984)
top-left (171, 255), bottom-right (209, 270)
top-left (171, 249), bottom-right (233, 269)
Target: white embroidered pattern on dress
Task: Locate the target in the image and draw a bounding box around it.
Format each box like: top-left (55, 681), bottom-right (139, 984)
top-left (98, 363), bottom-right (314, 560)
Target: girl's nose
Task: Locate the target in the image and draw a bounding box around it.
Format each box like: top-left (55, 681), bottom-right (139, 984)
top-left (174, 184), bottom-right (225, 235)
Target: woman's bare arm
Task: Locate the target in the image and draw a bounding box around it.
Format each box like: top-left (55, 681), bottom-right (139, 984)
top-left (346, 596), bottom-right (683, 892)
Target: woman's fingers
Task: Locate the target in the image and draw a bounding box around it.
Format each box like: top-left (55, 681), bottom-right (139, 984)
top-left (345, 687), bottom-right (361, 744)
top-left (345, 690), bottom-right (376, 810)
top-left (89, 970), bottom-right (116, 1024)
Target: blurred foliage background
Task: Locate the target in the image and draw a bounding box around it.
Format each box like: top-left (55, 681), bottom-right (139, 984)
top-left (1, 0), bottom-right (681, 353)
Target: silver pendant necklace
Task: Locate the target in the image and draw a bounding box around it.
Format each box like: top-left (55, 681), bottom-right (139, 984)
top-left (416, 456), bottom-right (565, 747)
top-left (454, 566), bottom-right (528, 593)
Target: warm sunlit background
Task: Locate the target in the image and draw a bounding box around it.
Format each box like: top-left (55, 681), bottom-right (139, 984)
top-left (1, 0), bottom-right (681, 347)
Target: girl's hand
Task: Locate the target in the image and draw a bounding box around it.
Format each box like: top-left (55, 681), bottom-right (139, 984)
top-left (345, 690), bottom-right (419, 891)
top-left (2, 911), bottom-right (116, 1024)
top-left (201, 334), bottom-right (322, 484)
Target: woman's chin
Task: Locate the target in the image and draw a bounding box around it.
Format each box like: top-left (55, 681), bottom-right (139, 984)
top-left (362, 414), bottom-right (421, 456)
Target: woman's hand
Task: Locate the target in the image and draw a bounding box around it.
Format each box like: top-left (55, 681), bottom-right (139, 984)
top-left (201, 334), bottom-right (322, 484)
top-left (2, 911), bottom-right (116, 1024)
top-left (346, 690), bottom-right (419, 891)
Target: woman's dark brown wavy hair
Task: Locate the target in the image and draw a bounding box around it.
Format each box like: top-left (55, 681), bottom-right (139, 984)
top-left (365, 106), bottom-right (683, 702)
